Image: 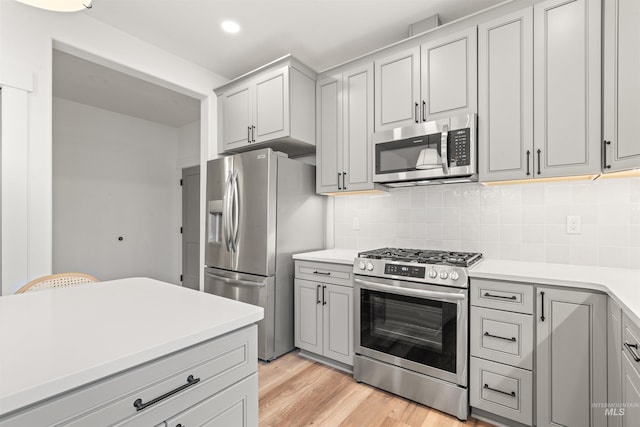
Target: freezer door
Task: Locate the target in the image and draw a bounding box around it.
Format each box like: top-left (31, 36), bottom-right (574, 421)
top-left (205, 156), bottom-right (234, 270)
top-left (229, 149), bottom-right (277, 276)
top-left (204, 267), bottom-right (275, 360)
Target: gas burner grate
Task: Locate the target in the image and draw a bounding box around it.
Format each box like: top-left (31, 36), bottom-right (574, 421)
top-left (358, 247), bottom-right (483, 267)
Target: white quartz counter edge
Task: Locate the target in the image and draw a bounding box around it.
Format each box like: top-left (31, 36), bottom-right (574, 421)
top-left (0, 278), bottom-right (263, 417)
top-left (292, 249), bottom-right (359, 265)
top-left (471, 259), bottom-right (640, 326)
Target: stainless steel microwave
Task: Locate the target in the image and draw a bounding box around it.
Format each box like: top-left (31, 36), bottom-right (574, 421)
top-left (373, 113), bottom-right (477, 186)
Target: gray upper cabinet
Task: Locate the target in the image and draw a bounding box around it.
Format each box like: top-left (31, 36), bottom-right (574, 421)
top-left (316, 63), bottom-right (380, 194)
top-left (533, 0), bottom-right (601, 178)
top-left (536, 287), bottom-right (607, 427)
top-left (478, 8), bottom-right (534, 182)
top-left (374, 28), bottom-right (477, 132)
top-left (480, 0), bottom-right (601, 182)
top-left (215, 56), bottom-right (316, 157)
top-left (603, 0), bottom-right (640, 173)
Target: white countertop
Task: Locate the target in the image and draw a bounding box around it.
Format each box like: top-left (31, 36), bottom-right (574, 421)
top-left (471, 259), bottom-right (640, 326)
top-left (292, 248), bottom-right (360, 265)
top-left (0, 277), bottom-right (263, 417)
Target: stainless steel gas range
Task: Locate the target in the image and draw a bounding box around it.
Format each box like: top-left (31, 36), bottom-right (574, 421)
top-left (352, 248), bottom-right (483, 421)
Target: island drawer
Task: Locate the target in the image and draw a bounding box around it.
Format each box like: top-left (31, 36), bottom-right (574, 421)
top-left (295, 260), bottom-right (353, 287)
top-left (470, 279), bottom-right (533, 314)
top-left (470, 307), bottom-right (533, 370)
top-left (470, 357), bottom-right (533, 426)
top-left (0, 325), bottom-right (257, 427)
top-left (623, 312), bottom-right (640, 376)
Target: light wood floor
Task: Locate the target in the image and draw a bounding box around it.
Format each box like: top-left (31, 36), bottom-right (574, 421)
top-left (259, 351), bottom-right (494, 427)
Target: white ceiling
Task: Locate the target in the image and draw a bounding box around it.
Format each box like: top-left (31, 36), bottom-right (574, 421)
top-left (53, 50), bottom-right (201, 127)
top-left (86, 0), bottom-right (505, 80)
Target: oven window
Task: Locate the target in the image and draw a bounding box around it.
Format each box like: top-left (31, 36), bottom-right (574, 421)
top-left (375, 133), bottom-right (441, 174)
top-left (360, 289), bottom-right (457, 373)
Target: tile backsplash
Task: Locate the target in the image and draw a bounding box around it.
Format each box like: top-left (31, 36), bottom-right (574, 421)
top-left (332, 177), bottom-right (640, 269)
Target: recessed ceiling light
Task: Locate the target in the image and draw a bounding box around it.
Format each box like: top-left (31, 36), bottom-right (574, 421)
top-left (221, 20), bottom-right (240, 34)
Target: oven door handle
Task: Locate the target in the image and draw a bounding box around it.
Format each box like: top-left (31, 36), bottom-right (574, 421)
top-left (354, 278), bottom-right (465, 301)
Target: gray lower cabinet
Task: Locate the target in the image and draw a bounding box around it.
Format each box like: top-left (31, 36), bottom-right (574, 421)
top-left (0, 325), bottom-right (258, 427)
top-left (609, 299), bottom-right (624, 427)
top-left (470, 278), bottom-right (534, 426)
top-left (622, 312), bottom-right (640, 426)
top-left (294, 261), bottom-right (353, 367)
top-left (536, 287), bottom-right (607, 427)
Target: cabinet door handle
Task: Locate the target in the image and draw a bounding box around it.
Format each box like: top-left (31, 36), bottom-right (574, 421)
top-left (540, 291), bottom-right (546, 322)
top-left (322, 285), bottom-right (327, 306)
top-left (537, 149), bottom-right (542, 175)
top-left (252, 125), bottom-right (256, 142)
top-left (337, 172), bottom-right (342, 190)
top-left (483, 292), bottom-right (517, 300)
top-left (484, 384), bottom-right (516, 397)
top-left (422, 101), bottom-right (426, 122)
top-left (625, 342), bottom-right (640, 362)
top-left (414, 102), bottom-right (419, 123)
top-left (313, 271), bottom-right (331, 276)
top-left (484, 331), bottom-right (516, 342)
top-left (247, 126), bottom-right (251, 143)
top-left (526, 150), bottom-right (531, 176)
top-left (316, 284), bottom-right (321, 304)
top-left (603, 140), bottom-right (611, 170)
top-left (343, 172), bottom-right (347, 190)
top-left (133, 375), bottom-right (200, 412)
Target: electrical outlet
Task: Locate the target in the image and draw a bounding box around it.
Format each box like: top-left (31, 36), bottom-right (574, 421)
top-left (566, 215), bottom-right (581, 234)
top-left (352, 217), bottom-right (360, 230)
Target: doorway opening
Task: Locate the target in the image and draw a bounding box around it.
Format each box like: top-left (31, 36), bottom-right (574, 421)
top-left (52, 49), bottom-right (201, 285)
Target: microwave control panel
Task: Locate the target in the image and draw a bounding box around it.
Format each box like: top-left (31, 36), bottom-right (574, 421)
top-left (449, 128), bottom-right (470, 167)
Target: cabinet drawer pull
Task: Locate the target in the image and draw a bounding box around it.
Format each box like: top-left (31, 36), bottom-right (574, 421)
top-left (625, 342), bottom-right (640, 362)
top-left (313, 271), bottom-right (331, 276)
top-left (483, 292), bottom-right (517, 300)
top-left (526, 150), bottom-right (531, 176)
top-left (343, 172), bottom-right (347, 190)
top-left (133, 375), bottom-right (200, 412)
top-left (338, 172), bottom-right (342, 190)
top-left (540, 291), bottom-right (545, 322)
top-left (414, 102), bottom-right (419, 123)
top-left (252, 125), bottom-right (256, 142)
top-left (422, 100), bottom-right (426, 122)
top-left (316, 284), bottom-right (321, 304)
top-left (537, 149), bottom-right (542, 175)
top-left (322, 285), bottom-right (327, 306)
top-left (484, 383), bottom-right (516, 397)
top-left (247, 126), bottom-right (251, 143)
top-left (484, 331), bottom-right (516, 342)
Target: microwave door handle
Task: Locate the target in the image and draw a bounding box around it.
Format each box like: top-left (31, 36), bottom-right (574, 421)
top-left (354, 278), bottom-right (464, 302)
top-left (441, 124), bottom-right (449, 175)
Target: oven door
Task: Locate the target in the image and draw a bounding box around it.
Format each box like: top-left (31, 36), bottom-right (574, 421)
top-left (354, 276), bottom-right (468, 386)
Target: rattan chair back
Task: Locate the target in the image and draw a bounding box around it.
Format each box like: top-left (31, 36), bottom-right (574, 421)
top-left (15, 272), bottom-right (99, 294)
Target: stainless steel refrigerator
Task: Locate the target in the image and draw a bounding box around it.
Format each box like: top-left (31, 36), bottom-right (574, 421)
top-left (204, 148), bottom-right (324, 360)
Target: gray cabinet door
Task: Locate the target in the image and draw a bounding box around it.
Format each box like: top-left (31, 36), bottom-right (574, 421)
top-left (622, 354), bottom-right (640, 427)
top-left (343, 63), bottom-right (374, 192)
top-left (294, 279), bottom-right (322, 355)
top-left (316, 75), bottom-right (342, 193)
top-left (421, 27), bottom-right (477, 121)
top-left (609, 298), bottom-right (623, 427)
top-left (222, 83), bottom-right (252, 151)
top-left (533, 0), bottom-right (601, 178)
top-left (322, 283), bottom-right (353, 366)
top-left (536, 287), bottom-right (607, 427)
top-left (374, 46), bottom-right (420, 131)
top-left (254, 66), bottom-right (289, 144)
top-left (478, 8), bottom-right (534, 182)
top-left (603, 0), bottom-right (640, 173)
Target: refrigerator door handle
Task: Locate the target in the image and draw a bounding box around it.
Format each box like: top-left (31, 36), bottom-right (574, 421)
top-left (204, 271), bottom-right (266, 288)
top-left (231, 170), bottom-right (240, 251)
top-left (223, 172), bottom-right (233, 252)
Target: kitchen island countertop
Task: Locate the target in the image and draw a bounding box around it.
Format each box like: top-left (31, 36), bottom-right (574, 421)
top-left (0, 277), bottom-right (263, 417)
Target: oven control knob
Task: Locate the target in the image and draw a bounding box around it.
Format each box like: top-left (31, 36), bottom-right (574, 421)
top-left (366, 262), bottom-right (374, 271)
top-left (358, 261), bottom-right (366, 270)
top-left (428, 269), bottom-right (438, 279)
top-left (439, 271), bottom-right (449, 279)
top-left (450, 271), bottom-right (460, 281)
